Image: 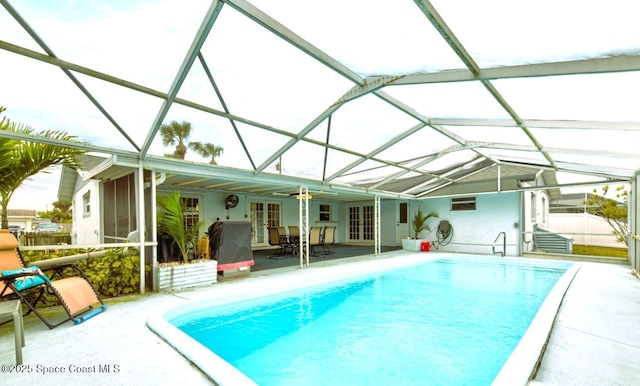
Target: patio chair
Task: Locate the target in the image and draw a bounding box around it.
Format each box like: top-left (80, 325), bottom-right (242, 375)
top-left (267, 227), bottom-right (293, 258)
top-left (322, 226), bottom-right (336, 255)
top-left (277, 226), bottom-right (289, 244)
top-left (0, 230), bottom-right (106, 329)
top-left (288, 225), bottom-right (300, 246)
top-left (309, 226), bottom-right (323, 256)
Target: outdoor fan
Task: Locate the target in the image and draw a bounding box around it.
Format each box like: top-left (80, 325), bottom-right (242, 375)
top-left (225, 194), bottom-right (239, 209)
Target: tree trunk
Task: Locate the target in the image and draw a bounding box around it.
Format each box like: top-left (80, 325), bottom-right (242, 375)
top-left (176, 142), bottom-right (187, 160)
top-left (1, 199), bottom-right (7, 229)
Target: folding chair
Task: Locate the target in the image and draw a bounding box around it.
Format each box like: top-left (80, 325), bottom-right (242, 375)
top-left (0, 230), bottom-right (106, 329)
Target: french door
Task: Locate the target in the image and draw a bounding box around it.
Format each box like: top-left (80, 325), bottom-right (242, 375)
top-left (250, 201), bottom-right (282, 245)
top-left (348, 204), bottom-right (374, 242)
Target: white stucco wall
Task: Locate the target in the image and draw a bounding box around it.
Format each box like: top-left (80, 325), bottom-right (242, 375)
top-left (73, 180), bottom-right (102, 245)
top-left (196, 190), bottom-right (343, 245)
top-left (72, 174), bottom-right (533, 258)
top-left (380, 200), bottom-right (397, 246)
top-left (520, 184), bottom-right (550, 252)
top-left (147, 188), bottom-right (525, 254)
top-left (413, 192), bottom-right (522, 256)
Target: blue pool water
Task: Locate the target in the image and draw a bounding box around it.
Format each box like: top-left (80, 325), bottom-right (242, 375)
top-left (169, 257), bottom-right (571, 385)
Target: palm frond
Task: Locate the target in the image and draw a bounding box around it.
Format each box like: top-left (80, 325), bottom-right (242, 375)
top-left (157, 190), bottom-right (204, 263)
top-left (160, 120), bottom-right (192, 146)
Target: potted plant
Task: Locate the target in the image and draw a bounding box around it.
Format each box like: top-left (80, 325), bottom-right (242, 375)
top-left (412, 206), bottom-right (439, 239)
top-left (155, 190), bottom-right (217, 291)
top-left (403, 207), bottom-right (439, 251)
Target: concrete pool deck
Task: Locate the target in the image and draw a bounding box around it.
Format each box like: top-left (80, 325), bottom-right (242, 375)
top-left (1, 251), bottom-right (639, 385)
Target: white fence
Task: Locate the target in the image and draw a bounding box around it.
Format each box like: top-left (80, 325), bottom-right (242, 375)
top-left (548, 213), bottom-right (625, 248)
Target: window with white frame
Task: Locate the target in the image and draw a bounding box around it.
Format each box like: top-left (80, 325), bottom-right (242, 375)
top-left (451, 196), bottom-right (476, 211)
top-left (83, 191), bottom-right (90, 216)
top-left (182, 196), bottom-right (200, 230)
top-left (319, 204), bottom-right (331, 221)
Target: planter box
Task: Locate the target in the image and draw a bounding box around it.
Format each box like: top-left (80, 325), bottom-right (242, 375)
top-left (155, 259), bottom-right (218, 292)
top-left (402, 239), bottom-right (428, 252)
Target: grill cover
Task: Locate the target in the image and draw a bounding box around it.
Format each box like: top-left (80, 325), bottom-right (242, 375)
top-left (207, 221), bottom-right (254, 271)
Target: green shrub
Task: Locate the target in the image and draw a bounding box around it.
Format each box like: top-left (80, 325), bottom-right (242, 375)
top-left (82, 248), bottom-right (149, 297)
top-left (22, 247), bottom-right (148, 298)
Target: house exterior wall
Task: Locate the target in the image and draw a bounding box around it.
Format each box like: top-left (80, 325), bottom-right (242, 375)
top-left (70, 172), bottom-right (541, 258)
top-left (520, 183), bottom-right (551, 252)
top-left (175, 188), bottom-right (344, 246)
top-left (414, 192), bottom-right (522, 256)
top-left (407, 200), bottom-right (441, 240)
top-left (6, 213), bottom-right (37, 232)
top-left (330, 198), bottom-right (395, 246)
top-left (380, 200), bottom-right (397, 246)
top-left (72, 180), bottom-right (102, 245)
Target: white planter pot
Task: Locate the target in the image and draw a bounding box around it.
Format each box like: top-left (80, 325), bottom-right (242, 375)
top-left (402, 238), bottom-right (426, 252)
top-left (155, 259), bottom-right (218, 292)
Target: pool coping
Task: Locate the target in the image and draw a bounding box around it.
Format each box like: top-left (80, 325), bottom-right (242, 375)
top-left (147, 252), bottom-right (577, 385)
top-left (147, 251), bottom-right (430, 385)
top-left (492, 261), bottom-right (581, 385)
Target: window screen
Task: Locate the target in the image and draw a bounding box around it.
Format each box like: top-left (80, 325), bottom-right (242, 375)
top-left (319, 204), bottom-right (331, 221)
top-left (451, 197), bottom-right (476, 211)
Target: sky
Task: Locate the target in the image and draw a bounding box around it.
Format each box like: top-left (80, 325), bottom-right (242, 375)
top-left (1, 0), bottom-right (639, 213)
top-left (10, 167), bottom-right (61, 212)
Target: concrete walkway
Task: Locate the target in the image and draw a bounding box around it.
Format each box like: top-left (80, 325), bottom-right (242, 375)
top-left (1, 253), bottom-right (639, 385)
top-left (529, 262), bottom-right (640, 385)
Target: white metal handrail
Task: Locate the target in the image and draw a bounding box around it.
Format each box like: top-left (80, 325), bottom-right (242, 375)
top-left (493, 232), bottom-right (506, 257)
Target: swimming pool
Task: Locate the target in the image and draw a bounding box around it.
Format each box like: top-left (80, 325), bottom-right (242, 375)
top-left (148, 253), bottom-right (578, 385)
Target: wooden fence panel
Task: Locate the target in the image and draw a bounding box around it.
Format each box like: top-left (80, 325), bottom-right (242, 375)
top-left (20, 232), bottom-right (72, 246)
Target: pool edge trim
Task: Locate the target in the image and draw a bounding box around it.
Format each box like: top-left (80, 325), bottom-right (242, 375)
top-left (146, 251), bottom-right (433, 385)
top-left (146, 252), bottom-right (575, 385)
top-left (147, 312), bottom-right (257, 386)
top-left (492, 262), bottom-right (582, 385)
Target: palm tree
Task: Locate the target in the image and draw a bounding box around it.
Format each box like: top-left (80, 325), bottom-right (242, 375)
top-left (189, 141), bottom-right (224, 165)
top-left (0, 107), bottom-right (17, 172)
top-left (157, 190), bottom-right (204, 264)
top-left (160, 120), bottom-right (192, 160)
top-left (0, 107), bottom-right (85, 228)
top-left (412, 206), bottom-right (439, 239)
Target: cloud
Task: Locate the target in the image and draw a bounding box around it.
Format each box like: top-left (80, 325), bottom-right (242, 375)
top-left (9, 167), bottom-right (61, 212)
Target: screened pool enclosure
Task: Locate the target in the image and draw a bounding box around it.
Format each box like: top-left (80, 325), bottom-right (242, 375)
top-left (1, 0), bottom-right (640, 277)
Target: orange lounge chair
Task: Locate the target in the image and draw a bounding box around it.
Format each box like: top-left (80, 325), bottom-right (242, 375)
top-left (0, 230), bottom-right (106, 329)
